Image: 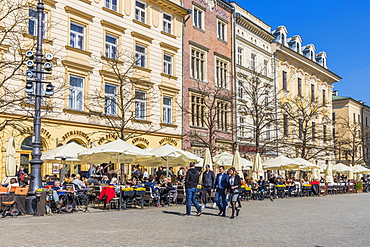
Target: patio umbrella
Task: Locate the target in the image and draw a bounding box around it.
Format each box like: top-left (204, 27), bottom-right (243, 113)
top-left (232, 150), bottom-right (243, 175)
top-left (293, 158), bottom-right (320, 170)
top-left (78, 139), bottom-right (153, 164)
top-left (202, 148), bottom-right (212, 171)
top-left (143, 144), bottom-right (200, 176)
top-left (5, 136), bottom-right (17, 177)
top-left (352, 165), bottom-right (370, 175)
top-left (332, 163), bottom-right (353, 173)
top-left (262, 155), bottom-right (300, 170)
top-left (213, 152), bottom-right (234, 168)
top-left (325, 163), bottom-right (334, 183)
top-left (348, 164), bottom-right (354, 180)
top-left (42, 142), bottom-right (88, 163)
top-left (252, 153), bottom-right (262, 181)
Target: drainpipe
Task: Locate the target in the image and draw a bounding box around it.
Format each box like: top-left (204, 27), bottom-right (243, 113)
top-left (273, 45), bottom-right (279, 156)
top-left (231, 5), bottom-right (237, 153)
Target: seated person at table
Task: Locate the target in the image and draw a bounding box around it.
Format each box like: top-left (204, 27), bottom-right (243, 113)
top-left (160, 177), bottom-right (175, 205)
top-left (257, 176), bottom-right (266, 199)
top-left (110, 177), bottom-right (118, 185)
top-left (101, 175), bottom-right (110, 184)
top-left (72, 174), bottom-right (86, 190)
top-left (52, 180), bottom-right (66, 203)
top-left (275, 178), bottom-right (285, 185)
top-left (7, 178), bottom-right (20, 191)
top-left (145, 177), bottom-right (161, 206)
top-left (130, 176), bottom-right (143, 188)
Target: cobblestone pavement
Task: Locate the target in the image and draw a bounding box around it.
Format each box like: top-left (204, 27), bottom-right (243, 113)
top-left (1, 193), bottom-right (369, 247)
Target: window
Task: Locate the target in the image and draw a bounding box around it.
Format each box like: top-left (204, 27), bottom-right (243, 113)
top-left (216, 60), bottom-right (228, 88)
top-left (353, 113), bottom-right (356, 122)
top-left (263, 59), bottom-right (268, 76)
top-left (312, 122), bottom-right (316, 141)
top-left (264, 90), bottom-right (269, 107)
top-left (135, 0), bottom-right (146, 23)
top-left (238, 80), bottom-right (244, 99)
top-left (251, 54), bottom-right (256, 71)
top-left (135, 44), bottom-right (146, 68)
top-left (69, 75), bottom-right (84, 111)
top-left (237, 47), bottom-right (243, 66)
top-left (266, 124), bottom-right (271, 141)
top-left (105, 34), bottom-right (118, 59)
top-left (332, 112), bottom-right (336, 122)
top-left (163, 54), bottom-right (173, 76)
top-left (104, 83), bottom-right (117, 115)
top-left (135, 90), bottom-right (146, 120)
top-left (217, 101), bottom-right (228, 131)
top-left (283, 114), bottom-right (289, 137)
top-left (298, 118), bottom-right (303, 139)
top-left (358, 114), bottom-right (361, 123)
top-left (193, 7), bottom-right (203, 29)
top-left (163, 13), bottom-right (172, 34)
top-left (191, 49), bottom-right (205, 81)
top-left (323, 125), bottom-right (327, 143)
top-left (281, 34), bottom-right (285, 45)
top-left (366, 117), bottom-right (368, 126)
top-left (311, 84), bottom-right (315, 102)
top-left (163, 96), bottom-right (172, 124)
top-left (296, 42), bottom-right (300, 53)
top-left (282, 71), bottom-right (287, 90)
top-left (106, 0), bottom-right (118, 12)
top-left (191, 95), bottom-right (205, 127)
top-left (70, 22), bottom-right (85, 50)
top-left (28, 8), bottom-right (47, 38)
top-left (322, 89), bottom-right (326, 105)
top-left (240, 117), bottom-right (246, 137)
top-left (298, 78), bottom-right (302, 97)
top-left (217, 20), bottom-right (226, 41)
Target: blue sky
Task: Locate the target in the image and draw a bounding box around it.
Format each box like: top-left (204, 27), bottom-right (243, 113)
top-left (236, 0), bottom-right (370, 103)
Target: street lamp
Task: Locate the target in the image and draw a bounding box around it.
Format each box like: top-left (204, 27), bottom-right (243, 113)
top-left (25, 0), bottom-right (54, 212)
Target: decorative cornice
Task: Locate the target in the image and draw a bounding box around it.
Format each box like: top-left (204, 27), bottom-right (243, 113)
top-left (160, 31), bottom-right (177, 39)
top-left (65, 6), bottom-right (94, 21)
top-left (44, 0), bottom-right (58, 6)
top-left (102, 7), bottom-right (124, 17)
top-left (65, 46), bottom-right (92, 56)
top-left (188, 41), bottom-right (209, 52)
top-left (159, 42), bottom-right (179, 52)
top-left (236, 13), bottom-right (275, 42)
top-left (100, 20), bottom-right (126, 33)
top-left (151, 0), bottom-right (189, 17)
top-left (158, 84), bottom-right (180, 94)
top-left (236, 36), bottom-right (271, 56)
top-left (62, 60), bottom-right (94, 72)
top-left (131, 32), bottom-right (153, 43)
top-left (160, 73), bottom-right (178, 80)
top-left (132, 19), bottom-right (151, 29)
top-left (214, 52), bottom-right (231, 62)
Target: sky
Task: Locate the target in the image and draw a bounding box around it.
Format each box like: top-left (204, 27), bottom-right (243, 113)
top-left (236, 0), bottom-right (370, 104)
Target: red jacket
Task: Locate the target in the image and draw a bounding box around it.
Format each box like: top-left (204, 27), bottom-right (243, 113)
top-left (99, 186), bottom-right (116, 203)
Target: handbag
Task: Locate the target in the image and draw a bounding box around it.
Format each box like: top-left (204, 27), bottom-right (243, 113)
top-left (232, 188), bottom-right (240, 194)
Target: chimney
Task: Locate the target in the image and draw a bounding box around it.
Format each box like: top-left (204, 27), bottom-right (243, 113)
top-left (332, 90), bottom-right (338, 96)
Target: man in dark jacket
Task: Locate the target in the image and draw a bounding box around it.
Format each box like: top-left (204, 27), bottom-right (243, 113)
top-left (201, 165), bottom-right (215, 208)
top-left (184, 162), bottom-right (202, 216)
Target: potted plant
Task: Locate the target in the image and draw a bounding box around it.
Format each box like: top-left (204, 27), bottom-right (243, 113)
top-left (355, 182), bottom-right (363, 193)
top-left (35, 188), bottom-right (44, 197)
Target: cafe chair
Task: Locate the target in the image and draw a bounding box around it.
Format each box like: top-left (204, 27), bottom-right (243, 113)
top-left (1, 187), bottom-right (28, 217)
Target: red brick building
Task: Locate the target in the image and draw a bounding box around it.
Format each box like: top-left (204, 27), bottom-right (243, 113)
top-left (182, 0), bottom-right (235, 157)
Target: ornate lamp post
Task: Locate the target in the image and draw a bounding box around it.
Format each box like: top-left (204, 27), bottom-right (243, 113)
top-left (24, 0), bottom-right (54, 212)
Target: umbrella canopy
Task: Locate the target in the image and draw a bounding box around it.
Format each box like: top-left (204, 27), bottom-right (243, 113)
top-left (5, 136), bottom-right (17, 177)
top-left (252, 153), bottom-right (263, 181)
top-left (332, 163), bottom-right (353, 173)
top-left (351, 165), bottom-right (370, 174)
top-left (202, 148), bottom-right (212, 171)
top-left (293, 157), bottom-right (320, 170)
top-left (348, 164), bottom-right (354, 180)
top-left (232, 150), bottom-right (242, 174)
top-left (263, 155), bottom-right (300, 170)
top-left (42, 142), bottom-right (88, 163)
top-left (143, 144), bottom-right (200, 167)
top-left (325, 163), bottom-right (334, 183)
top-left (213, 152), bottom-right (234, 167)
top-left (78, 139), bottom-right (153, 164)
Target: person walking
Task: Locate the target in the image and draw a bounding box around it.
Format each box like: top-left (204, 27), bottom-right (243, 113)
top-left (201, 165), bottom-right (215, 208)
top-left (184, 162), bottom-right (202, 216)
top-left (227, 167), bottom-right (241, 219)
top-left (213, 166), bottom-right (229, 217)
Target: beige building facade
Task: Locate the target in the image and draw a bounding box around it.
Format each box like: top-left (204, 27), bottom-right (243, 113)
top-left (0, 0), bottom-right (188, 180)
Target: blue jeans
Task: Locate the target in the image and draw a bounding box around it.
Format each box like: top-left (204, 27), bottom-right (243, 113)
top-left (185, 188), bottom-right (201, 215)
top-left (215, 188), bottom-right (227, 214)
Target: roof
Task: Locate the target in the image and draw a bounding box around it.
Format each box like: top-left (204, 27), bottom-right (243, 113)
top-left (332, 95), bottom-right (350, 100)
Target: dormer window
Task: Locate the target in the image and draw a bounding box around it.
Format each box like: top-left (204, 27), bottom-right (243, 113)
top-left (281, 34), bottom-right (285, 46)
top-left (310, 51), bottom-right (314, 60)
top-left (296, 42), bottom-right (300, 53)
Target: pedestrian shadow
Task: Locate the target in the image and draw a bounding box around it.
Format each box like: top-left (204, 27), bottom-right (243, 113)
top-left (162, 210), bottom-right (218, 217)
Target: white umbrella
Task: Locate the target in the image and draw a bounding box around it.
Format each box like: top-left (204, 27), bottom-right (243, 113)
top-left (332, 163), bottom-right (353, 173)
top-left (352, 165), bottom-right (370, 175)
top-left (5, 136), bottom-right (17, 177)
top-left (78, 139), bottom-right (153, 164)
top-left (42, 142), bottom-right (87, 163)
top-left (232, 150), bottom-right (243, 174)
top-left (325, 163), bottom-right (334, 183)
top-left (263, 155), bottom-right (300, 170)
top-left (213, 152), bottom-right (234, 167)
top-left (202, 148), bottom-right (212, 171)
top-left (293, 157), bottom-right (320, 170)
top-left (252, 153), bottom-right (263, 181)
top-left (143, 144), bottom-right (200, 176)
top-left (348, 164), bottom-right (354, 180)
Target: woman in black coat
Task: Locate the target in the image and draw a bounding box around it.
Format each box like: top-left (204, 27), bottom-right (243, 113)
top-left (227, 167), bottom-right (241, 219)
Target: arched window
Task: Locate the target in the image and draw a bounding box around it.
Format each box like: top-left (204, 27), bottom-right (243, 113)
top-left (21, 136), bottom-right (33, 150)
top-left (281, 34), bottom-right (285, 45)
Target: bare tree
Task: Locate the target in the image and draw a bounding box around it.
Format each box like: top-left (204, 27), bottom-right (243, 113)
top-left (89, 50), bottom-right (160, 141)
top-left (281, 96), bottom-right (332, 160)
top-left (334, 116), bottom-right (363, 165)
top-left (183, 81), bottom-right (234, 156)
top-left (236, 70), bottom-right (279, 154)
